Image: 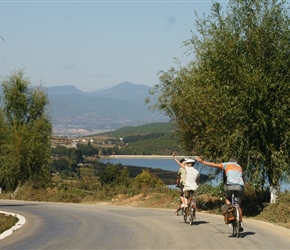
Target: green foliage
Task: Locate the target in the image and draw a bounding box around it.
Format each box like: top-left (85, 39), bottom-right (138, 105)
top-left (71, 149), bottom-right (83, 164)
top-left (198, 183), bottom-right (224, 197)
top-left (97, 122), bottom-right (174, 138)
top-left (133, 169), bottom-right (165, 189)
top-left (87, 122), bottom-right (191, 155)
top-left (147, 0), bottom-right (290, 197)
top-left (257, 191), bottom-right (290, 226)
top-left (0, 213), bottom-right (19, 234)
top-left (118, 132), bottom-right (183, 155)
top-left (77, 143), bottom-right (99, 156)
top-left (98, 165), bottom-right (120, 185)
top-left (197, 182), bottom-right (270, 216)
top-left (0, 70), bottom-right (52, 190)
top-left (123, 133), bottom-right (165, 143)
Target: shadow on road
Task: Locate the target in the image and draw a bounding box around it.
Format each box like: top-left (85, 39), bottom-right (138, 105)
top-left (228, 231), bottom-right (256, 238)
top-left (179, 220), bottom-right (209, 225)
top-left (0, 203), bottom-right (40, 207)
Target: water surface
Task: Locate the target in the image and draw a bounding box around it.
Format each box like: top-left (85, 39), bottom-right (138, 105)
top-left (100, 156), bottom-right (290, 191)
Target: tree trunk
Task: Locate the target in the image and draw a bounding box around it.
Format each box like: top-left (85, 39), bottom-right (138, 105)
top-left (269, 185), bottom-right (280, 203)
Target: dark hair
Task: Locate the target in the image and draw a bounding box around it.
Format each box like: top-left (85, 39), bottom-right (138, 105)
top-left (179, 158), bottom-right (186, 163)
top-left (229, 156), bottom-right (238, 163)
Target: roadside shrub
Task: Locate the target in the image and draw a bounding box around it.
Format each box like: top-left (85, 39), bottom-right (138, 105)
top-left (133, 170), bottom-right (164, 189)
top-left (257, 191), bottom-right (290, 226)
top-left (0, 214), bottom-right (19, 234)
top-left (196, 182), bottom-right (270, 217)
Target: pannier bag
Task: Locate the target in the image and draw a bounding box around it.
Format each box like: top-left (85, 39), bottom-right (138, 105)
top-left (221, 204), bottom-right (236, 224)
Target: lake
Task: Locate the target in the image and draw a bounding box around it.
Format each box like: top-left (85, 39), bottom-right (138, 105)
top-left (100, 156), bottom-right (290, 191)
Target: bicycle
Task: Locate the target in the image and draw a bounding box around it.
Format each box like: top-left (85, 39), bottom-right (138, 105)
top-left (182, 190), bottom-right (196, 226)
top-left (229, 191), bottom-right (241, 238)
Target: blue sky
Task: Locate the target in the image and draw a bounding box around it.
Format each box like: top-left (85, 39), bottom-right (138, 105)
top-left (0, 0), bottom-right (228, 92)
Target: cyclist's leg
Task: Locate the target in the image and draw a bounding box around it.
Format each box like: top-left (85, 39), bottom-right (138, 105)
top-left (179, 186), bottom-right (186, 208)
top-left (176, 198), bottom-right (181, 215)
top-left (224, 185), bottom-right (232, 204)
top-left (191, 190), bottom-right (197, 218)
top-left (192, 190), bottom-right (197, 204)
top-left (181, 186), bottom-right (186, 207)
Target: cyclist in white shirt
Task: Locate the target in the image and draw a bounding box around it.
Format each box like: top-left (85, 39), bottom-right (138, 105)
top-left (173, 152), bottom-right (200, 207)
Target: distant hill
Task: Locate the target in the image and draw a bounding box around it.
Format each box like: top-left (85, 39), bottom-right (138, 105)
top-left (97, 122), bottom-right (175, 137)
top-left (45, 85), bottom-right (83, 95)
top-left (91, 122), bottom-right (188, 156)
top-left (89, 81), bottom-right (151, 103)
top-left (0, 81), bottom-right (169, 137)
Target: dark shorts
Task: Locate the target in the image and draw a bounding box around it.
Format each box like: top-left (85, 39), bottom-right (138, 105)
top-left (179, 185), bottom-right (184, 196)
top-left (184, 190), bottom-right (197, 201)
top-left (224, 184), bottom-right (244, 203)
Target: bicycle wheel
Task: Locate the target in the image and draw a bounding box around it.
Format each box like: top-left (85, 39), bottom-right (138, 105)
top-left (235, 206), bottom-right (240, 238)
top-left (190, 208), bottom-right (196, 226)
top-left (190, 201), bottom-right (196, 226)
top-left (231, 221), bottom-right (237, 236)
top-left (183, 208), bottom-right (187, 223)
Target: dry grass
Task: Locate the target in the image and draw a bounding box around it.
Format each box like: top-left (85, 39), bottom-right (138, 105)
top-left (1, 186), bottom-right (289, 234)
top-left (0, 214), bottom-right (19, 234)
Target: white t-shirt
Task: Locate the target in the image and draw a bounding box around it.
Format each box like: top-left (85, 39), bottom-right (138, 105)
top-left (183, 166), bottom-right (199, 191)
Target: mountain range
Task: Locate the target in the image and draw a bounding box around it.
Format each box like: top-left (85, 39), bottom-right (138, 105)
top-left (43, 81), bottom-right (169, 136)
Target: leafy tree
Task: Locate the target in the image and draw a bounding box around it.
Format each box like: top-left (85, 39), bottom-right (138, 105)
top-left (51, 145), bottom-right (73, 157)
top-left (77, 143), bottom-right (99, 156)
top-left (51, 157), bottom-right (70, 173)
top-left (98, 165), bottom-right (120, 185)
top-left (0, 70), bottom-right (52, 190)
top-left (71, 149), bottom-right (83, 164)
top-left (134, 170), bottom-right (164, 189)
top-left (147, 0), bottom-right (290, 203)
top-left (113, 167), bottom-right (132, 188)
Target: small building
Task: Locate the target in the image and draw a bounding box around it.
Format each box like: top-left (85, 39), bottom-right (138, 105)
top-left (72, 140), bottom-right (79, 148)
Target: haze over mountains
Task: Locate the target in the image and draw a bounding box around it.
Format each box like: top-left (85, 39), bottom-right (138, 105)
top-left (44, 81), bottom-right (169, 136)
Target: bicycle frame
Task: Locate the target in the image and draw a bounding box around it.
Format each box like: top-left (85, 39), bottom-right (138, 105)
top-left (183, 190), bottom-right (196, 226)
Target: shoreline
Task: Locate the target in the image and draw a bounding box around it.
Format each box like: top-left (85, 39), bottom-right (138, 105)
top-left (100, 155), bottom-right (187, 159)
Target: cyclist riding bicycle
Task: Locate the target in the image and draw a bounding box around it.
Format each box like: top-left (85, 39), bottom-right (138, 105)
top-left (173, 152), bottom-right (200, 208)
top-left (175, 157), bottom-right (187, 215)
top-left (195, 156), bottom-right (244, 232)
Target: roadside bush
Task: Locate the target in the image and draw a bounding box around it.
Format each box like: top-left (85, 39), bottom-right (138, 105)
top-left (133, 170), bottom-right (165, 189)
top-left (196, 182), bottom-right (270, 217)
top-left (257, 191), bottom-right (290, 228)
top-left (236, 183), bottom-right (270, 217)
top-left (0, 213), bottom-right (19, 234)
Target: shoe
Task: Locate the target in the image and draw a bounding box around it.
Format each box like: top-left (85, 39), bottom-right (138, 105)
top-left (175, 209), bottom-right (180, 216)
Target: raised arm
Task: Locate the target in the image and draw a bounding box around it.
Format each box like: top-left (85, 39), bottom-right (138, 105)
top-left (195, 156), bottom-right (221, 169)
top-left (172, 151), bottom-right (186, 169)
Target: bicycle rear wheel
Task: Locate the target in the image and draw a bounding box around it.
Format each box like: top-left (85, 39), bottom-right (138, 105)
top-left (189, 201), bottom-right (196, 226)
top-left (190, 208), bottom-right (196, 225)
top-left (231, 221), bottom-right (237, 236)
top-left (235, 206), bottom-right (240, 238)
top-left (183, 208), bottom-right (187, 223)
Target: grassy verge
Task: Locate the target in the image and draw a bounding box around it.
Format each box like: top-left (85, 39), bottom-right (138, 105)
top-left (1, 184), bottom-right (289, 234)
top-left (0, 213), bottom-right (19, 234)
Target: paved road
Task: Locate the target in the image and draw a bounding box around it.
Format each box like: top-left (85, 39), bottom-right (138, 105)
top-left (0, 200), bottom-right (289, 249)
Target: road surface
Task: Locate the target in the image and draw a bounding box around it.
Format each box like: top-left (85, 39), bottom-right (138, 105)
top-left (0, 200), bottom-right (289, 249)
